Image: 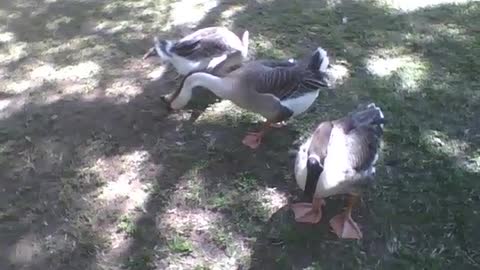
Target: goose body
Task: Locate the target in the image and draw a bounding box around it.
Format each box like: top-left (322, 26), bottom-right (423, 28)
top-left (144, 27), bottom-right (249, 75)
top-left (292, 103), bottom-right (385, 239)
top-left (163, 47), bottom-right (331, 149)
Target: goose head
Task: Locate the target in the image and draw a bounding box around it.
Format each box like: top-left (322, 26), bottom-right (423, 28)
top-left (143, 37), bottom-right (160, 59)
top-left (305, 47), bottom-right (331, 89)
top-left (143, 37), bottom-right (171, 63)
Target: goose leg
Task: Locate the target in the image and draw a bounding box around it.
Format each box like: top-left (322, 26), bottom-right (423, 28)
top-left (329, 193), bottom-right (363, 239)
top-left (242, 122), bottom-right (272, 149)
top-left (292, 197), bottom-right (325, 223)
top-left (242, 130), bottom-right (266, 149)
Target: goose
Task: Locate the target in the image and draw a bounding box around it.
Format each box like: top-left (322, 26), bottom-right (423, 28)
top-left (292, 103), bottom-right (385, 239)
top-left (143, 26), bottom-right (249, 76)
top-left (161, 47), bottom-right (331, 149)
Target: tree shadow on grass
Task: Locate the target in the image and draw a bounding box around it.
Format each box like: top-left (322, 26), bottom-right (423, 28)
top-left (1, 0), bottom-right (480, 269)
top-left (0, 0), bottom-right (205, 269)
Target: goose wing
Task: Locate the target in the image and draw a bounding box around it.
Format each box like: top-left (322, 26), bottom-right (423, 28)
top-left (253, 67), bottom-right (323, 100)
top-left (307, 121), bottom-right (333, 164)
top-left (343, 126), bottom-right (381, 172)
top-left (172, 28), bottom-right (238, 60)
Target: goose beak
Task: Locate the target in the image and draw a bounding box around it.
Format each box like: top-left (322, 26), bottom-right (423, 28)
top-left (143, 47), bottom-right (157, 60)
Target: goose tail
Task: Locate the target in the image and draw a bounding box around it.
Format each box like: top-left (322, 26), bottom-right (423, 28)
top-left (153, 37), bottom-right (174, 62)
top-left (240, 30), bottom-right (249, 58)
top-left (350, 103), bottom-right (385, 131)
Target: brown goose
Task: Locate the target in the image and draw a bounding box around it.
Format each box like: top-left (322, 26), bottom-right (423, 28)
top-left (162, 47), bottom-right (331, 149)
top-left (293, 103), bottom-right (385, 239)
top-left (143, 26), bottom-right (249, 76)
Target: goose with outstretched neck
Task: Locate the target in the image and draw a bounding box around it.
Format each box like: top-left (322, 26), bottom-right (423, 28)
top-left (162, 47), bottom-right (331, 149)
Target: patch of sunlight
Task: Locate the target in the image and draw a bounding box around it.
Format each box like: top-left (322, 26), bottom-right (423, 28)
top-left (96, 150), bottom-right (153, 212)
top-left (405, 22), bottom-right (472, 44)
top-left (168, 161), bottom-right (210, 206)
top-left (103, 0), bottom-right (151, 11)
top-left (147, 65), bottom-right (168, 80)
top-left (93, 20), bottom-right (145, 35)
top-left (328, 62), bottom-right (351, 87)
top-left (158, 208), bottom-right (221, 233)
top-left (463, 153), bottom-right (480, 173)
top-left (422, 130), bottom-right (469, 157)
top-left (56, 61), bottom-right (102, 80)
top-left (8, 233), bottom-right (42, 265)
top-left (0, 95), bottom-right (28, 120)
top-left (29, 63), bottom-right (56, 81)
top-left (0, 41), bottom-right (28, 65)
top-left (252, 187), bottom-right (288, 217)
top-left (430, 23), bottom-right (471, 41)
top-left (42, 37), bottom-right (96, 55)
top-left (0, 31), bottom-right (15, 43)
top-left (6, 11), bottom-right (22, 20)
top-left (30, 61), bottom-right (102, 82)
top-left (162, 0), bottom-right (219, 31)
top-left (382, 0), bottom-right (473, 11)
top-left (219, 5), bottom-right (246, 27)
top-left (45, 16), bottom-right (73, 32)
top-left (5, 80), bottom-right (43, 94)
top-left (422, 129), bottom-right (480, 173)
top-left (195, 100), bottom-right (265, 126)
top-left (366, 53), bottom-right (428, 92)
top-left (324, 0), bottom-right (346, 7)
top-left (105, 78), bottom-right (143, 103)
top-left (157, 208), bottom-right (251, 270)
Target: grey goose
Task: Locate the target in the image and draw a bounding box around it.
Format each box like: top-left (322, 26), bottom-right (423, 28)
top-left (162, 47), bottom-right (331, 149)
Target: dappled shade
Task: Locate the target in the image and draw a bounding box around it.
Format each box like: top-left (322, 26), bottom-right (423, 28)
top-left (0, 0), bottom-right (479, 269)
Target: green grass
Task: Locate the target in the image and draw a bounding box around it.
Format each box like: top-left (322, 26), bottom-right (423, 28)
top-left (167, 234), bottom-right (194, 254)
top-left (1, 0), bottom-right (479, 269)
top-left (118, 215), bottom-right (138, 236)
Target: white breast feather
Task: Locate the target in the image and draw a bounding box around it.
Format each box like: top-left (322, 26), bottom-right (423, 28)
top-left (171, 56), bottom-right (208, 75)
top-left (321, 127), bottom-right (351, 190)
top-left (294, 136), bottom-right (313, 191)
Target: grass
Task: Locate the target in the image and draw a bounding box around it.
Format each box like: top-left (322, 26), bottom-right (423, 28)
top-left (167, 234), bottom-right (194, 254)
top-left (1, 0), bottom-right (479, 269)
top-left (117, 215), bottom-right (138, 236)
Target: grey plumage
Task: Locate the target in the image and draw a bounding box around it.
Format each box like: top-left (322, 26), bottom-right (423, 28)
top-left (166, 27), bottom-right (247, 60)
top-left (143, 27), bottom-right (249, 75)
top-left (165, 47), bottom-right (331, 124)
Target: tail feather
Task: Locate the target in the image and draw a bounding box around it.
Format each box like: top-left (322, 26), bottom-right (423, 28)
top-left (350, 103), bottom-right (385, 130)
top-left (316, 47), bottom-right (329, 72)
top-left (241, 30), bottom-right (249, 58)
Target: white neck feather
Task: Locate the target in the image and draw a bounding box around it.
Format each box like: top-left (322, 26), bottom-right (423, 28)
top-left (170, 73), bottom-right (233, 110)
top-left (154, 40), bottom-right (172, 63)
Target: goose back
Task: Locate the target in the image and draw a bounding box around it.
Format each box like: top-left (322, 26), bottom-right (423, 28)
top-left (321, 104), bottom-right (385, 187)
top-left (172, 27), bottom-right (245, 60)
top-left (224, 53), bottom-right (330, 119)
